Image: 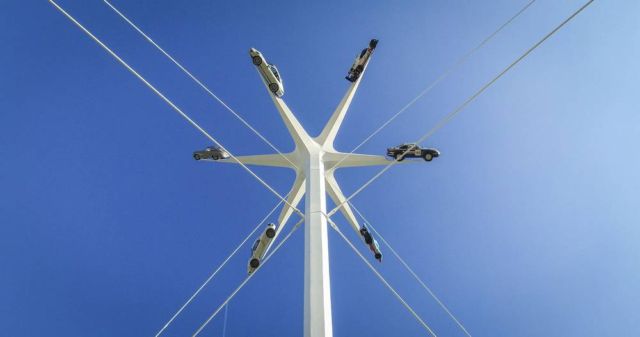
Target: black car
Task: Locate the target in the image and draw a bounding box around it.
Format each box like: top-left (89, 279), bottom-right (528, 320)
top-left (359, 226), bottom-right (382, 261)
top-left (369, 239), bottom-right (382, 262)
top-left (386, 144), bottom-right (440, 161)
top-left (359, 226), bottom-right (374, 244)
top-left (345, 39), bottom-right (379, 82)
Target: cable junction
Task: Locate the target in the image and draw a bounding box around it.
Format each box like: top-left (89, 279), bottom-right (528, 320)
top-left (324, 214), bottom-right (438, 337)
top-left (192, 218), bottom-right (304, 337)
top-left (102, 0), bottom-right (300, 172)
top-left (349, 201), bottom-right (473, 337)
top-left (327, 0), bottom-right (537, 172)
top-left (152, 198), bottom-right (288, 337)
top-left (48, 0), bottom-right (304, 218)
top-left (327, 0), bottom-right (596, 219)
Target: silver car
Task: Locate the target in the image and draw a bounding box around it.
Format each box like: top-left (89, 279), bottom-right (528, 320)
top-left (249, 48), bottom-right (284, 97)
top-left (247, 223), bottom-right (277, 274)
top-left (193, 146), bottom-right (230, 161)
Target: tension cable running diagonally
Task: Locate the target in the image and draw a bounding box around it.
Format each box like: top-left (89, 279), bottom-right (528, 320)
top-left (153, 198), bottom-right (289, 337)
top-left (102, 0), bottom-right (300, 171)
top-left (324, 214), bottom-right (438, 337)
top-left (349, 201), bottom-right (473, 337)
top-left (222, 303), bottom-right (229, 337)
top-left (191, 218), bottom-right (304, 337)
top-left (328, 0), bottom-right (596, 218)
top-left (49, 0), bottom-right (304, 217)
top-left (327, 0), bottom-right (537, 172)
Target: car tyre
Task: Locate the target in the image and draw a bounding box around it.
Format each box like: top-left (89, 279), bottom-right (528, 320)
top-left (252, 56), bottom-right (262, 66)
top-left (212, 154), bottom-right (220, 160)
top-left (250, 258), bottom-right (260, 269)
top-left (269, 83), bottom-right (279, 94)
top-left (424, 153), bottom-right (433, 161)
top-left (395, 154), bottom-right (404, 162)
top-left (193, 154), bottom-right (201, 160)
top-left (266, 227), bottom-right (276, 239)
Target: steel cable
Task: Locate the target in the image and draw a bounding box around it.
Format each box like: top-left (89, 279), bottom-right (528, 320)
top-left (349, 201), bottom-right (473, 337)
top-left (103, 0), bottom-right (300, 171)
top-left (328, 0), bottom-right (596, 218)
top-left (327, 0), bottom-right (537, 171)
top-left (324, 214), bottom-right (438, 337)
top-left (191, 218), bottom-right (304, 337)
top-left (153, 199), bottom-right (287, 337)
top-left (49, 0), bottom-right (304, 217)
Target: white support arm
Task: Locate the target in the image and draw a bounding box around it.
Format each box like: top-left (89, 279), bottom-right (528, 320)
top-left (315, 76), bottom-right (364, 149)
top-left (254, 67), bottom-right (312, 149)
top-left (216, 153), bottom-right (297, 169)
top-left (324, 152), bottom-right (408, 169)
top-left (325, 170), bottom-right (361, 235)
top-left (263, 171), bottom-right (306, 255)
top-left (269, 95), bottom-right (313, 150)
top-left (277, 172), bottom-right (306, 231)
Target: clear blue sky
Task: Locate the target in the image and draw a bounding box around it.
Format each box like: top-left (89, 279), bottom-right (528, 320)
top-left (2, 1), bottom-right (639, 336)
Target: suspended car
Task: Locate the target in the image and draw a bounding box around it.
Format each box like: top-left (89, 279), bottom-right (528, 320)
top-left (249, 48), bottom-right (284, 97)
top-left (247, 223), bottom-right (278, 274)
top-left (193, 146), bottom-right (230, 161)
top-left (345, 38), bottom-right (378, 82)
top-left (359, 225), bottom-right (374, 245)
top-left (369, 239), bottom-right (383, 262)
top-left (360, 225), bottom-right (382, 261)
top-left (386, 143), bottom-right (440, 162)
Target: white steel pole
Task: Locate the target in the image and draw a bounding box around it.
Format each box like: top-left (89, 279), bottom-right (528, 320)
top-left (304, 145), bottom-right (333, 337)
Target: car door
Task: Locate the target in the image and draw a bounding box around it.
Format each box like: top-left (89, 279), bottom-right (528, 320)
top-left (269, 65), bottom-right (283, 88)
top-left (414, 147), bottom-right (421, 157)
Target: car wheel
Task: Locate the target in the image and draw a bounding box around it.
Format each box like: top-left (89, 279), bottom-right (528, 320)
top-left (269, 83), bottom-right (279, 93)
top-left (193, 154), bottom-right (201, 160)
top-left (252, 56), bottom-right (262, 65)
top-left (424, 153), bottom-right (433, 161)
top-left (266, 227), bottom-right (276, 239)
top-left (395, 154), bottom-right (404, 162)
top-left (250, 258), bottom-right (260, 269)
top-left (212, 154), bottom-right (220, 160)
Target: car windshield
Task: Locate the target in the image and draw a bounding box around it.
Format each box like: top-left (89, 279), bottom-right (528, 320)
top-left (270, 65), bottom-right (281, 81)
top-left (251, 239), bottom-right (260, 252)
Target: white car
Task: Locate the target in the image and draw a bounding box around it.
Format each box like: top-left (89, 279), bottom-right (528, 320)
top-left (249, 48), bottom-right (284, 97)
top-left (247, 223), bottom-right (277, 274)
top-left (345, 39), bottom-right (378, 82)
